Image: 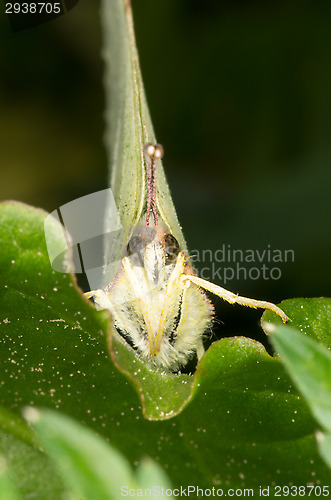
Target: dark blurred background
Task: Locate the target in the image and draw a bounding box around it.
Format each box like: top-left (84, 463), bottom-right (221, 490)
top-left (1, 0), bottom-right (330, 344)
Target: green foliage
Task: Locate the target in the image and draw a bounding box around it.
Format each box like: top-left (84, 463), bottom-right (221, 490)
top-left (24, 408), bottom-right (175, 500)
top-left (264, 319), bottom-right (331, 431)
top-left (0, 457), bottom-right (21, 500)
top-left (0, 201), bottom-right (331, 498)
top-left (0, 407), bottom-right (175, 500)
top-left (1, 0), bottom-right (331, 496)
top-left (264, 320), bottom-right (331, 470)
top-left (318, 433), bottom-right (331, 470)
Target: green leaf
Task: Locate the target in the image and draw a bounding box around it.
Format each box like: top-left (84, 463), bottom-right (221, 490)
top-left (0, 201), bottom-right (110, 498)
top-left (262, 297), bottom-right (331, 347)
top-left (136, 457), bottom-right (174, 493)
top-left (0, 404), bottom-right (38, 448)
top-left (26, 408), bottom-right (176, 500)
top-left (2, 0), bottom-right (331, 495)
top-left (317, 432), bottom-right (331, 469)
top-left (101, 0), bottom-right (189, 286)
top-left (0, 457), bottom-right (22, 500)
top-left (0, 406), bottom-right (55, 498)
top-left (1, 203), bottom-right (331, 495)
top-left (109, 328), bottom-right (194, 420)
top-left (0, 419), bottom-right (64, 499)
top-left (25, 408), bottom-right (135, 500)
top-left (264, 321), bottom-right (331, 433)
top-left (265, 317), bottom-right (331, 471)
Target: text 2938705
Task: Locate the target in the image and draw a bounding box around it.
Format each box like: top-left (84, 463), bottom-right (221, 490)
top-left (5, 2), bottom-right (61, 14)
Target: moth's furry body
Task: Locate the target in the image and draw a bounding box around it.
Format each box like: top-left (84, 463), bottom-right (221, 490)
top-left (88, 225), bottom-right (213, 370)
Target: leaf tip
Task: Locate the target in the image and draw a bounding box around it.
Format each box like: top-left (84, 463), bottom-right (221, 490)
top-left (316, 430), bottom-right (325, 444)
top-left (22, 406), bottom-right (40, 425)
top-left (262, 321), bottom-right (277, 334)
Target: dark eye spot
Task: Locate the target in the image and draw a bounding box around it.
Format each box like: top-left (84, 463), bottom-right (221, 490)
top-left (164, 234), bottom-right (180, 265)
top-left (127, 235), bottom-right (144, 266)
top-left (127, 235), bottom-right (143, 255)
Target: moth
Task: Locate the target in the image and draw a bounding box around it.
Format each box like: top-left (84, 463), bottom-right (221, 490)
top-left (86, 143), bottom-right (289, 371)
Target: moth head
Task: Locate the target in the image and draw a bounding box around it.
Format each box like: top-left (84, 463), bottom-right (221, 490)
top-left (126, 225), bottom-right (181, 269)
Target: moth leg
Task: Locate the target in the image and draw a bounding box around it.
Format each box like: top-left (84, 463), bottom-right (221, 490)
top-left (183, 275), bottom-right (289, 323)
top-left (85, 289), bottom-right (112, 311)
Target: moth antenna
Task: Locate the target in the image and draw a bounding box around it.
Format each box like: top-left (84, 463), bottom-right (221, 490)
top-left (144, 143), bottom-right (164, 226)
